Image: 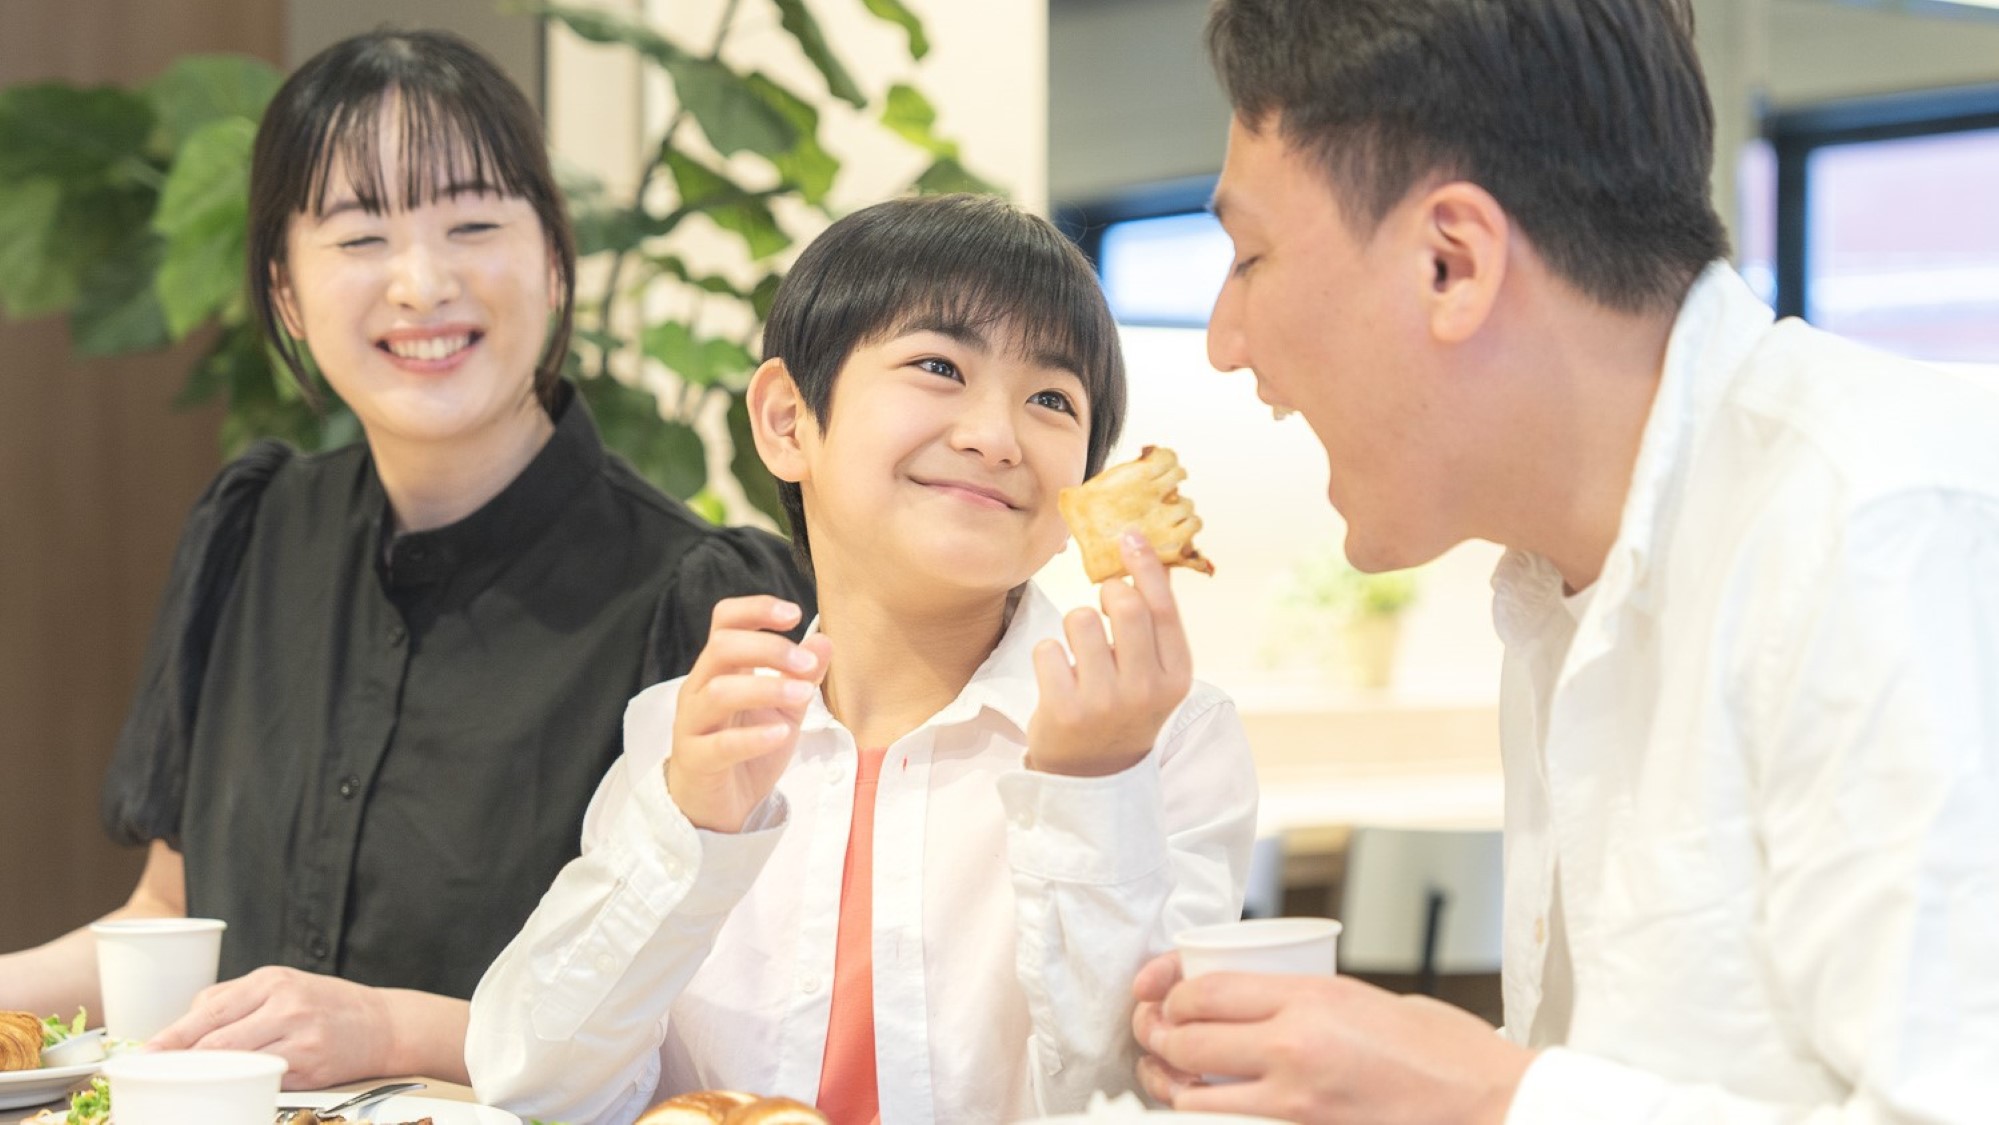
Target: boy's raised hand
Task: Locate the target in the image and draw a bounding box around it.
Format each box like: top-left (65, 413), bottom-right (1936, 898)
top-left (666, 596), bottom-right (832, 833)
top-left (1028, 530), bottom-right (1194, 777)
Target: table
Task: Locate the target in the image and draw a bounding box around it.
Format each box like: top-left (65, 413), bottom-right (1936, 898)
top-left (0, 1074), bottom-right (471, 1123)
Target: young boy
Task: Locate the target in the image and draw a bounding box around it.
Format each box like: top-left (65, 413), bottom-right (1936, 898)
top-left (466, 195), bottom-right (1259, 1125)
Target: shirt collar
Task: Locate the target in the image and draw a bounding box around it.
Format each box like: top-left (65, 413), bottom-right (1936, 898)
top-left (798, 582), bottom-right (1059, 742)
top-left (1491, 263), bottom-right (1775, 636)
top-left (377, 382), bottom-right (605, 589)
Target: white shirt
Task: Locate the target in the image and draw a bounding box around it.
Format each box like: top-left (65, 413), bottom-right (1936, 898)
top-left (1497, 265), bottom-right (1999, 1122)
top-left (465, 584), bottom-right (1259, 1125)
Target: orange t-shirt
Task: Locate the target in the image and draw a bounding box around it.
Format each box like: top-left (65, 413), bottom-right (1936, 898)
top-left (815, 747), bottom-right (889, 1125)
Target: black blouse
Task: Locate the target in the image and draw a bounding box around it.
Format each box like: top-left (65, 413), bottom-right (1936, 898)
top-left (100, 386), bottom-right (810, 999)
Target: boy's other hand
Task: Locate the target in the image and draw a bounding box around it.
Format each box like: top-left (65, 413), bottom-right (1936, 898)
top-left (667, 596), bottom-right (832, 833)
top-left (1028, 530), bottom-right (1193, 777)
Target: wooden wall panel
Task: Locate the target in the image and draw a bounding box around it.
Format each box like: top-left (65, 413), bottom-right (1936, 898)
top-left (0, 0), bottom-right (281, 951)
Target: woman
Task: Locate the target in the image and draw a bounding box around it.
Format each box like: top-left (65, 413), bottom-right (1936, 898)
top-left (0, 29), bottom-right (808, 1087)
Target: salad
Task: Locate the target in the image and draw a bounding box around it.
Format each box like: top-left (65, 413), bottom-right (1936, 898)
top-left (40, 1010), bottom-right (88, 1051)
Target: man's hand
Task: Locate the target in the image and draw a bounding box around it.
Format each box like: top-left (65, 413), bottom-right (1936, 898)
top-left (1132, 952), bottom-right (1533, 1125)
top-left (149, 967), bottom-right (395, 1090)
top-left (1028, 531), bottom-right (1193, 777)
top-left (667, 596), bottom-right (832, 833)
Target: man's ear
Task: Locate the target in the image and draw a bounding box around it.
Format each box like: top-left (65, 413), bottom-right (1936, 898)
top-left (271, 264), bottom-right (305, 340)
top-left (1410, 180), bottom-right (1509, 345)
top-left (748, 357), bottom-right (813, 483)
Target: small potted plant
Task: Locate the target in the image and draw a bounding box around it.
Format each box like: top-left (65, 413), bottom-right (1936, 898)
top-left (1278, 548), bottom-right (1420, 690)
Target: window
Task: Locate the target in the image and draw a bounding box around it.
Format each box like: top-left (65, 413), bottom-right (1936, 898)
top-left (1767, 84), bottom-right (1999, 365)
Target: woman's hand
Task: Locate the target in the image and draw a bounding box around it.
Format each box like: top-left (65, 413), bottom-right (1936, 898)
top-left (149, 967), bottom-right (396, 1090)
top-left (1027, 531), bottom-right (1194, 777)
top-left (666, 596), bottom-right (832, 833)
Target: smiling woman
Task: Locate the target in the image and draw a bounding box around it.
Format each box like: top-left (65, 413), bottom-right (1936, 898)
top-left (0, 28), bottom-right (810, 1093)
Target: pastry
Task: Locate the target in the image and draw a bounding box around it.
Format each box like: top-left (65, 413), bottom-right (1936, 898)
top-left (1058, 445), bottom-right (1214, 583)
top-left (0, 1011), bottom-right (42, 1071)
top-left (636, 1090), bottom-right (829, 1125)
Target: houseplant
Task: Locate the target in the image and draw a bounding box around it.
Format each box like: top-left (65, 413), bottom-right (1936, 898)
top-left (1278, 547), bottom-right (1421, 690)
top-left (0, 0), bottom-right (993, 526)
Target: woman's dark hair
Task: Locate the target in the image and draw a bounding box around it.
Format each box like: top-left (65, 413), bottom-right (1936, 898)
top-left (761, 193), bottom-right (1127, 567)
top-left (1207, 0), bottom-right (1728, 314)
top-left (246, 28), bottom-right (577, 412)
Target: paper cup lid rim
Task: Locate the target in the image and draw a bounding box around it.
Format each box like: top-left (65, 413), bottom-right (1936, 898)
top-left (103, 1049), bottom-right (286, 1080)
top-left (1175, 917), bottom-right (1343, 950)
top-left (89, 918), bottom-right (228, 934)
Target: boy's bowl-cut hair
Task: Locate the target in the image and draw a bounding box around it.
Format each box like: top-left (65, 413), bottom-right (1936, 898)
top-left (1207, 0), bottom-right (1729, 315)
top-left (761, 193), bottom-right (1128, 568)
top-left (247, 28), bottom-right (578, 413)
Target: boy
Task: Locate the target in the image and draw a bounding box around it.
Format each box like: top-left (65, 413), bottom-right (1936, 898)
top-left (468, 195), bottom-right (1259, 1124)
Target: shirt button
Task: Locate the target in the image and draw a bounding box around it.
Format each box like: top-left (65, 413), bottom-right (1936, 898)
top-left (387, 624), bottom-right (407, 647)
top-left (309, 937), bottom-right (330, 961)
top-left (1534, 917), bottom-right (1547, 945)
top-left (799, 974), bottom-right (822, 994)
top-left (337, 775), bottom-right (361, 800)
top-left (594, 952), bottom-right (619, 975)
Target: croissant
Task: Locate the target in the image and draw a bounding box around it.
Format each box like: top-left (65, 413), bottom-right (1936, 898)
top-left (0, 1010), bottom-right (43, 1071)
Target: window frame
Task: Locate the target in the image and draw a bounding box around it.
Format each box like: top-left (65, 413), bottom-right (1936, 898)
top-left (1766, 83), bottom-right (1999, 321)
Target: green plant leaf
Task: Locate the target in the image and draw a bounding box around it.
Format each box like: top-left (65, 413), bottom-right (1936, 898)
top-left (647, 255), bottom-right (748, 300)
top-left (642, 320), bottom-right (755, 388)
top-left (668, 56), bottom-right (797, 159)
top-left (726, 388), bottom-right (785, 528)
top-left (0, 84), bottom-right (154, 181)
top-left (744, 74), bottom-right (836, 207)
top-left (664, 151), bottom-right (790, 259)
top-left (686, 489), bottom-right (727, 525)
top-left (69, 227), bottom-right (169, 355)
top-left (152, 118), bottom-right (254, 338)
top-left (578, 374), bottom-right (708, 499)
top-left (145, 55), bottom-right (281, 150)
top-left (534, 3), bottom-right (686, 68)
top-left (860, 0), bottom-right (930, 60)
top-left (573, 205), bottom-right (651, 257)
top-left (154, 117), bottom-right (254, 237)
top-left (880, 84), bottom-right (953, 158)
top-left (0, 177), bottom-right (67, 316)
top-left (913, 155), bottom-right (1004, 197)
top-left (749, 273), bottom-right (782, 322)
top-left (768, 0), bottom-right (866, 108)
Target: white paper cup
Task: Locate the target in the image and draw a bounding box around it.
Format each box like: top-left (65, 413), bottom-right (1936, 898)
top-left (101, 1049), bottom-right (286, 1125)
top-left (90, 917), bottom-right (227, 1041)
top-left (1172, 917), bottom-right (1344, 1085)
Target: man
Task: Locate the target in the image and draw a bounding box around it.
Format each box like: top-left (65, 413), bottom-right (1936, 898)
top-left (1132, 0), bottom-right (1999, 1121)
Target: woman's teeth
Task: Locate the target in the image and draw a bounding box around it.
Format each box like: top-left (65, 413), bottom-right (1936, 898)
top-left (387, 334), bottom-right (472, 361)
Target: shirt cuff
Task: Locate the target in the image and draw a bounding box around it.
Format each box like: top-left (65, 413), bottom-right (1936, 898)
top-left (996, 749), bottom-right (1167, 885)
top-left (1505, 1047), bottom-right (1672, 1125)
top-left (624, 759), bottom-right (788, 920)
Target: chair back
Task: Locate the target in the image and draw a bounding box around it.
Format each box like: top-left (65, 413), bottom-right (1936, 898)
top-left (1338, 826), bottom-right (1503, 982)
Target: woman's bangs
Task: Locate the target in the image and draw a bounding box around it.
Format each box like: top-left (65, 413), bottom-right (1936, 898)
top-left (302, 87), bottom-right (527, 217)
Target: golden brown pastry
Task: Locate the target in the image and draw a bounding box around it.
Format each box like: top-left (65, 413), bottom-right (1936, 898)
top-left (1058, 445), bottom-right (1214, 583)
top-left (635, 1090), bottom-right (759, 1124)
top-left (0, 1011), bottom-right (42, 1071)
top-left (719, 1098), bottom-right (829, 1125)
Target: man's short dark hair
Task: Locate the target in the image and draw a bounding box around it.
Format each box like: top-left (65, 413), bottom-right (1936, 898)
top-left (1207, 0), bottom-right (1729, 313)
top-left (761, 193), bottom-right (1127, 568)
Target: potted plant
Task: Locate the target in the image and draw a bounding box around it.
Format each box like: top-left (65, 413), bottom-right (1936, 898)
top-left (0, 0), bottom-right (993, 526)
top-left (1278, 547), bottom-right (1420, 690)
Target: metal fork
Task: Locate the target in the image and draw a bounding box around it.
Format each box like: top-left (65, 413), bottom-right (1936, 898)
top-left (275, 1081), bottom-right (426, 1123)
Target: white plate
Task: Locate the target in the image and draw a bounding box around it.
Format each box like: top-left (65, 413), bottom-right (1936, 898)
top-left (0, 1061), bottom-right (100, 1111)
top-left (281, 1090), bottom-right (522, 1125)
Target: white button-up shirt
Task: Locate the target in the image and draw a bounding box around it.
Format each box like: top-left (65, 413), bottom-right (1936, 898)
top-left (1498, 265), bottom-right (1999, 1121)
top-left (466, 584), bottom-right (1259, 1125)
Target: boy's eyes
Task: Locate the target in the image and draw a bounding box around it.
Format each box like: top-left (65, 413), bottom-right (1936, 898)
top-left (1029, 389), bottom-right (1077, 416)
